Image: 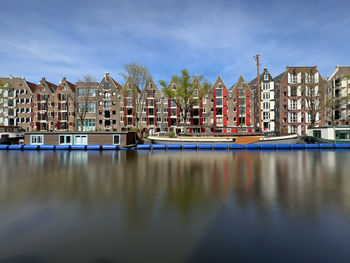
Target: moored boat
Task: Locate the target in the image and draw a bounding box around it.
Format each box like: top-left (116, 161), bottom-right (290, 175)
top-left (306, 126), bottom-right (350, 144)
top-left (147, 133), bottom-right (298, 145)
top-left (0, 126), bottom-right (23, 144)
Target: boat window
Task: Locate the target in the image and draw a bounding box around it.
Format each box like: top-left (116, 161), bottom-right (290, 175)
top-left (30, 135), bottom-right (44, 145)
top-left (59, 135), bottom-right (73, 145)
top-left (336, 131), bottom-right (350, 140)
top-left (313, 130), bottom-right (321, 138)
top-left (113, 135), bottom-right (121, 145)
top-left (74, 135), bottom-right (88, 145)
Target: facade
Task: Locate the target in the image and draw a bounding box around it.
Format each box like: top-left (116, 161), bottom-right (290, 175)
top-left (249, 68), bottom-right (279, 132)
top-left (276, 66), bottom-right (325, 135)
top-left (229, 75), bottom-right (255, 133)
top-left (96, 73), bottom-right (123, 131)
top-left (0, 77), bottom-right (36, 131)
top-left (75, 80), bottom-right (99, 131)
top-left (326, 66), bottom-right (350, 125)
top-left (33, 78), bottom-right (57, 131)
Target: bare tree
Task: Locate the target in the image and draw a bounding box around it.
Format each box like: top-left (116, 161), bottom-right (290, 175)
top-left (159, 69), bottom-right (211, 132)
top-left (75, 74), bottom-right (97, 131)
top-left (120, 63), bottom-right (151, 130)
top-left (0, 80), bottom-right (13, 125)
top-left (302, 70), bottom-right (324, 126)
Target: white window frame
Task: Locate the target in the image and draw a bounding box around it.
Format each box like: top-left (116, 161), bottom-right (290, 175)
top-left (30, 135), bottom-right (44, 145)
top-left (113, 134), bottom-right (121, 145)
top-left (74, 135), bottom-right (88, 145)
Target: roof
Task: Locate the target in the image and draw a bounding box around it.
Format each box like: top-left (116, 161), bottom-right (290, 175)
top-left (46, 81), bottom-right (57, 93)
top-left (66, 80), bottom-right (76, 92)
top-left (25, 81), bottom-right (37, 93)
top-left (111, 77), bottom-right (123, 91)
top-left (230, 75), bottom-right (248, 91)
top-left (274, 72), bottom-right (285, 84)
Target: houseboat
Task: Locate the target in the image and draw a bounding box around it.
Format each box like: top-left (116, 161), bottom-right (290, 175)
top-left (24, 131), bottom-right (137, 147)
top-left (147, 133), bottom-right (298, 145)
top-left (0, 126), bottom-right (24, 144)
top-left (306, 126), bottom-right (350, 144)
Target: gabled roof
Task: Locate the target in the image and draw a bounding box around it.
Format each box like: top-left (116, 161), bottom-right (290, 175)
top-left (111, 77), bottom-right (123, 91)
top-left (167, 76), bottom-right (178, 89)
top-left (230, 75), bottom-right (249, 91)
top-left (65, 80), bottom-right (76, 93)
top-left (25, 81), bottom-right (37, 93)
top-left (212, 75), bottom-right (227, 90)
top-left (274, 72), bottom-right (285, 84)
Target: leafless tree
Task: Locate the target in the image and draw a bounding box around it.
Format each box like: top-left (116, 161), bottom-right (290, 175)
top-left (120, 63), bottom-right (151, 130)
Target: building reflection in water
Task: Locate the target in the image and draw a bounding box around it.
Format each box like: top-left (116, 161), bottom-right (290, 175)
top-left (1, 150), bottom-right (350, 220)
top-left (1, 150), bottom-right (350, 262)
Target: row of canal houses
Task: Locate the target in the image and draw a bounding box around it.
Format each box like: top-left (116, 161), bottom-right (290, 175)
top-left (1, 66), bottom-right (350, 135)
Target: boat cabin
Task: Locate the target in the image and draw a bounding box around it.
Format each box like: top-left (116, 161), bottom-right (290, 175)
top-left (24, 131), bottom-right (137, 146)
top-left (307, 126), bottom-right (350, 142)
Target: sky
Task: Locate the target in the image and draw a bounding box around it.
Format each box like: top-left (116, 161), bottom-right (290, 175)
top-left (0, 0), bottom-right (349, 87)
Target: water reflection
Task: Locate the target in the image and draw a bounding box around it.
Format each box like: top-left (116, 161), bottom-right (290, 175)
top-left (1, 150), bottom-right (350, 262)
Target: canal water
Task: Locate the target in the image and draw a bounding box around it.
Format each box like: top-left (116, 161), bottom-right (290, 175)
top-left (1, 150), bottom-right (350, 263)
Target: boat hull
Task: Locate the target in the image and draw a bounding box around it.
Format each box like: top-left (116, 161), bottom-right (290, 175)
top-left (147, 134), bottom-right (298, 145)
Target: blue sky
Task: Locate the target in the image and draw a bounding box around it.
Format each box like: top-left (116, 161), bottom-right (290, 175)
top-left (0, 0), bottom-right (349, 86)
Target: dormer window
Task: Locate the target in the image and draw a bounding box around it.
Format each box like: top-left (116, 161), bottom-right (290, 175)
top-left (264, 75), bottom-right (268, 81)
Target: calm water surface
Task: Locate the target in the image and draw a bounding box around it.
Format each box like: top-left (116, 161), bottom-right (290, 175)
top-left (1, 150), bottom-right (350, 263)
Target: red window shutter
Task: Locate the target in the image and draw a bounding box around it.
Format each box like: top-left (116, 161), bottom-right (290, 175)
top-left (246, 89), bottom-right (251, 97)
top-left (58, 94), bottom-right (61, 100)
top-left (168, 99), bottom-right (171, 107)
top-left (236, 115), bottom-right (240, 126)
top-left (190, 118), bottom-right (193, 125)
top-left (223, 98), bottom-right (227, 106)
top-left (213, 117), bottom-right (216, 126)
top-left (223, 107), bottom-right (227, 116)
top-left (213, 88), bottom-right (216, 97)
top-left (132, 117), bottom-right (135, 126)
top-left (236, 88), bottom-right (239, 97)
top-left (146, 99), bottom-right (148, 107)
top-left (37, 94), bottom-right (40, 100)
top-left (248, 129), bottom-right (252, 133)
top-left (147, 117), bottom-right (149, 125)
top-left (189, 128), bottom-right (192, 133)
top-left (38, 103), bottom-right (41, 110)
top-left (58, 112), bottom-right (61, 120)
top-left (246, 107), bottom-right (250, 116)
top-left (31, 102), bottom-right (34, 107)
top-left (223, 117), bottom-right (227, 126)
top-left (200, 108), bottom-right (203, 117)
top-left (58, 103), bottom-right (61, 110)
top-left (223, 88), bottom-right (227, 97)
top-left (38, 114), bottom-right (41, 120)
top-left (246, 98), bottom-right (250, 106)
top-left (31, 112), bottom-right (34, 117)
top-left (223, 129), bottom-right (227, 133)
top-left (168, 108), bottom-right (171, 116)
top-left (177, 108), bottom-right (180, 117)
top-left (30, 122), bottom-right (34, 127)
top-left (213, 98), bottom-right (216, 107)
top-left (146, 108), bottom-right (149, 115)
top-left (154, 117), bottom-right (157, 126)
top-left (124, 117), bottom-right (127, 126)
top-left (168, 118), bottom-right (171, 127)
top-left (247, 117), bottom-right (251, 126)
top-left (213, 107), bottom-right (216, 115)
top-left (200, 118), bottom-right (203, 125)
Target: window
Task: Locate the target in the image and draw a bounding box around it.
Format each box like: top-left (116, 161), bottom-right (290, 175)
top-left (148, 99), bottom-right (154, 106)
top-left (74, 135), bottom-right (88, 145)
top-left (113, 134), bottom-right (121, 145)
top-left (291, 113), bottom-right (297, 123)
top-left (216, 89), bottom-right (222, 97)
top-left (263, 112), bottom-right (269, 120)
top-left (30, 135), bottom-right (44, 145)
top-left (194, 89), bottom-right (198, 96)
top-left (147, 90), bottom-right (153, 97)
top-left (59, 135), bottom-right (73, 145)
top-left (291, 100), bottom-right (297, 110)
top-left (238, 89), bottom-right (245, 97)
top-left (216, 98), bottom-right (222, 106)
top-left (291, 87), bottom-right (297, 97)
top-left (290, 74), bottom-right (297, 84)
top-left (170, 100), bottom-right (177, 107)
top-left (264, 74), bottom-right (269, 81)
